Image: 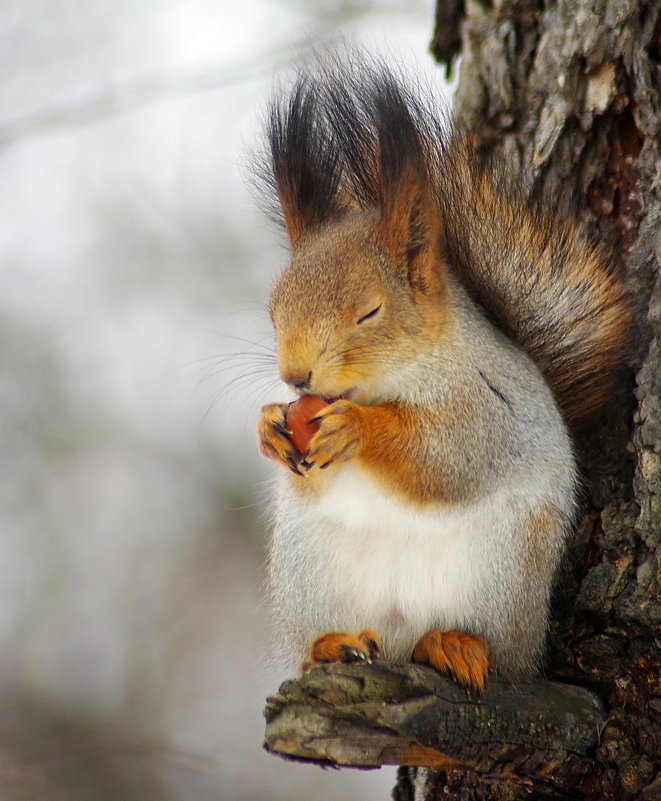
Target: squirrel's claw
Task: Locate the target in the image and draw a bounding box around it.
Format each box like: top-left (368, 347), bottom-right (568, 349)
top-left (340, 645), bottom-right (372, 664)
top-left (285, 455), bottom-right (305, 476)
top-left (273, 419), bottom-right (293, 437)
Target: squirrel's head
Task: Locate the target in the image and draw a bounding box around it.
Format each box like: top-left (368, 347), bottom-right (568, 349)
top-left (269, 201), bottom-right (449, 404)
top-left (263, 60), bottom-right (454, 402)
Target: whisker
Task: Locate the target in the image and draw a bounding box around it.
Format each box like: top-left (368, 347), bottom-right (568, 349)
top-left (177, 350), bottom-right (275, 369)
top-left (218, 332), bottom-right (276, 353)
top-left (325, 342), bottom-right (394, 369)
top-left (327, 342), bottom-right (376, 360)
top-left (204, 369), bottom-right (277, 403)
top-left (195, 358), bottom-right (275, 387)
top-left (200, 375), bottom-right (282, 430)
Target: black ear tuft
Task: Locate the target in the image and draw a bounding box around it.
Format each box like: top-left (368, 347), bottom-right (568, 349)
top-left (370, 71), bottom-right (429, 213)
top-left (267, 75), bottom-right (346, 247)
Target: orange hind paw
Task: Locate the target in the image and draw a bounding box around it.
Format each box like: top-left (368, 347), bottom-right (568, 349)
top-left (412, 629), bottom-right (489, 692)
top-left (300, 629), bottom-right (380, 673)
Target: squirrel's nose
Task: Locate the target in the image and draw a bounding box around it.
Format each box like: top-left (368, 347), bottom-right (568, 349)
top-left (282, 369), bottom-right (312, 391)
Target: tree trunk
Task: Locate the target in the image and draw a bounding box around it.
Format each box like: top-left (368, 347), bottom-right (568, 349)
top-left (393, 1), bottom-right (660, 798)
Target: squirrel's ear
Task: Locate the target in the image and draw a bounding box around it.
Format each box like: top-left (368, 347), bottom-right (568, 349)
top-left (379, 170), bottom-right (444, 296)
top-left (371, 76), bottom-right (445, 295)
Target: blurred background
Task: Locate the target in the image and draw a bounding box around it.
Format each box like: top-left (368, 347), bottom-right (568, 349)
top-left (0, 1), bottom-right (452, 798)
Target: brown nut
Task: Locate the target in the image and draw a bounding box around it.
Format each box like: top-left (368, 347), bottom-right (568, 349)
top-left (285, 395), bottom-right (329, 453)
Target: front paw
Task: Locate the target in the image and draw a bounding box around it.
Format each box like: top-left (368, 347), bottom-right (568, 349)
top-left (302, 399), bottom-right (365, 470)
top-left (257, 402), bottom-right (305, 476)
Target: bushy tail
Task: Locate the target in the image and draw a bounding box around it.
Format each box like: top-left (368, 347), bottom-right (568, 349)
top-left (438, 138), bottom-right (632, 432)
top-left (260, 52), bottom-right (632, 432)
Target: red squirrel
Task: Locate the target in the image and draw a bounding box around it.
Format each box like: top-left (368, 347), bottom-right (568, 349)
top-left (255, 56), bottom-right (631, 691)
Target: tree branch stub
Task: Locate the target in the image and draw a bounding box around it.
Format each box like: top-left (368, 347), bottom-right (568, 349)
top-left (264, 661), bottom-right (605, 792)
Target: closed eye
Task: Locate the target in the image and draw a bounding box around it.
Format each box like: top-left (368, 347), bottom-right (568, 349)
top-left (357, 304), bottom-right (382, 324)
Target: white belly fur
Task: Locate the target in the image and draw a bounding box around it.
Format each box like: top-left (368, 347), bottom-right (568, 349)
top-left (270, 462), bottom-right (530, 663)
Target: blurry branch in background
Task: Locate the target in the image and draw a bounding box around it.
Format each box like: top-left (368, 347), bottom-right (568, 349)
top-left (0, 42), bottom-right (302, 150)
top-left (0, 27), bottom-right (338, 150)
top-left (0, 0), bottom-right (427, 150)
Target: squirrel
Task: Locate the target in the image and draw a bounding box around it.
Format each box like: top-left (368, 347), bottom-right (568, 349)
top-left (254, 56), bottom-right (631, 691)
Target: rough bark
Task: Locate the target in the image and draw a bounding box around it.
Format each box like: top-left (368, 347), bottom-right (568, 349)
top-left (265, 662), bottom-right (605, 796)
top-left (262, 2), bottom-right (660, 798)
